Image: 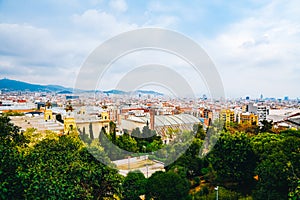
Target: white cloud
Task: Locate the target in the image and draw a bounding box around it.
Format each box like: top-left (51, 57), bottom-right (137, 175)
top-left (144, 15), bottom-right (179, 28)
top-left (0, 23), bottom-right (87, 87)
top-left (97, 50), bottom-right (208, 96)
top-left (0, 9), bottom-right (140, 88)
top-left (0, 23), bottom-right (52, 56)
top-left (201, 1), bottom-right (300, 98)
top-left (109, 0), bottom-right (128, 13)
top-left (1, 0), bottom-right (300, 98)
top-left (72, 9), bottom-right (137, 38)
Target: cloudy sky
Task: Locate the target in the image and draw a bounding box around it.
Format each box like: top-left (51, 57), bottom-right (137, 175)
top-left (0, 0), bottom-right (299, 98)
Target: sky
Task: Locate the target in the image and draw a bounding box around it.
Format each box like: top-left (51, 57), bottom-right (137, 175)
top-left (0, 0), bottom-right (299, 99)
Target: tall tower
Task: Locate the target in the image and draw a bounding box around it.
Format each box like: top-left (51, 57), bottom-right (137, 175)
top-left (99, 111), bottom-right (110, 134)
top-left (44, 101), bottom-right (53, 121)
top-left (64, 101), bottom-right (77, 134)
top-left (150, 108), bottom-right (155, 130)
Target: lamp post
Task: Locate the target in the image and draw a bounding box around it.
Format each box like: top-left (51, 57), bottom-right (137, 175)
top-left (214, 186), bottom-right (219, 200)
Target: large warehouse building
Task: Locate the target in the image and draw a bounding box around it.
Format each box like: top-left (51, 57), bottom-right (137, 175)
top-left (120, 113), bottom-right (201, 142)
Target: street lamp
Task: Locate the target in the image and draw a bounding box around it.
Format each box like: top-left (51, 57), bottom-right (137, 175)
top-left (214, 186), bottom-right (218, 200)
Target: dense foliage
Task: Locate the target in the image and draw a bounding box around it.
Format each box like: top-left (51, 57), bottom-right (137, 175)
top-left (0, 116), bottom-right (123, 199)
top-left (122, 170), bottom-right (147, 200)
top-left (159, 122), bottom-right (299, 200)
top-left (93, 123), bottom-right (163, 161)
top-left (1, 115), bottom-right (299, 199)
top-left (145, 171), bottom-right (190, 200)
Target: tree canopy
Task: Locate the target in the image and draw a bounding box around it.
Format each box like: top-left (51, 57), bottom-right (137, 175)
top-left (0, 116), bottom-right (123, 199)
top-left (1, 115), bottom-right (299, 199)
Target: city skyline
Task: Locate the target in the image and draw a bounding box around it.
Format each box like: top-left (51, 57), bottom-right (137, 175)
top-left (1, 0), bottom-right (300, 98)
top-left (0, 77), bottom-right (297, 100)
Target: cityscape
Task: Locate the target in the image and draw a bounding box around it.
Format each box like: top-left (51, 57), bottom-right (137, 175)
top-left (0, 78), bottom-right (300, 199)
top-left (1, 78), bottom-right (300, 137)
top-left (1, 1), bottom-right (300, 200)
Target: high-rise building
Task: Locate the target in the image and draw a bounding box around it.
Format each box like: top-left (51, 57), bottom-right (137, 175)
top-left (247, 102), bottom-right (268, 122)
top-left (257, 105), bottom-right (268, 122)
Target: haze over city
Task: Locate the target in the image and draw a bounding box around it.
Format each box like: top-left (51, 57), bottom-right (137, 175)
top-left (1, 0), bottom-right (300, 98)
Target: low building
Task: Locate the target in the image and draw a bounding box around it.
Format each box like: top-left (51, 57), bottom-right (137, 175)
top-left (240, 112), bottom-right (258, 126)
top-left (220, 109), bottom-right (235, 128)
top-left (120, 113), bottom-right (201, 143)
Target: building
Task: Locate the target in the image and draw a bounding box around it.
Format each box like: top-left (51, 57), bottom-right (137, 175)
top-left (64, 102), bottom-right (77, 134)
top-left (257, 105), bottom-right (268, 122)
top-left (64, 117), bottom-right (77, 134)
top-left (67, 108), bottom-right (110, 137)
top-left (212, 109), bottom-right (220, 122)
top-left (220, 109), bottom-right (235, 128)
top-left (247, 103), bottom-right (269, 122)
top-left (120, 113), bottom-right (201, 143)
top-left (247, 102), bottom-right (257, 114)
top-left (269, 110), bottom-right (300, 130)
top-left (202, 109), bottom-right (213, 126)
top-left (44, 109), bottom-right (53, 121)
top-left (240, 112), bottom-right (258, 126)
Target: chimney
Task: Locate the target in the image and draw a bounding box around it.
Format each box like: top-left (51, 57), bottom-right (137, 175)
top-left (150, 108), bottom-right (155, 130)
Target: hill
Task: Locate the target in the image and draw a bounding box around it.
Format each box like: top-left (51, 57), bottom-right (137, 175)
top-left (0, 78), bottom-right (164, 96)
top-left (0, 78), bottom-right (72, 93)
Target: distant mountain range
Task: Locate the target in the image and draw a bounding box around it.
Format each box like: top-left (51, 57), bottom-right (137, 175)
top-left (0, 78), bottom-right (73, 93)
top-left (0, 78), bottom-right (163, 96)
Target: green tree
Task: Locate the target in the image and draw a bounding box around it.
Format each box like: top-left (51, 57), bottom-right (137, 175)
top-left (110, 121), bottom-right (117, 143)
top-left (146, 171), bottom-right (190, 200)
top-left (89, 122), bottom-right (94, 140)
top-left (289, 180), bottom-right (300, 200)
top-left (251, 132), bottom-right (300, 199)
top-left (168, 165), bottom-right (188, 179)
top-left (259, 119), bottom-right (273, 133)
top-left (79, 126), bottom-right (92, 144)
top-left (131, 127), bottom-right (141, 138)
top-left (208, 131), bottom-right (257, 194)
top-left (0, 117), bottom-right (124, 199)
top-left (116, 131), bottom-right (138, 153)
top-left (123, 170), bottom-right (147, 200)
top-left (21, 134), bottom-right (123, 199)
top-left (86, 139), bottom-right (113, 167)
top-left (193, 186), bottom-right (242, 200)
top-left (193, 123), bottom-right (206, 140)
top-left (99, 127), bottom-right (125, 160)
top-left (131, 126), bottom-right (162, 153)
top-left (0, 116), bottom-right (27, 199)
